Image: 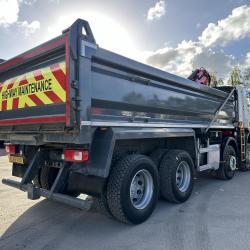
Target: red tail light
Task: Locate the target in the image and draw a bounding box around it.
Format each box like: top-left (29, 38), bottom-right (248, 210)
top-left (64, 149), bottom-right (89, 163)
top-left (5, 144), bottom-right (16, 154)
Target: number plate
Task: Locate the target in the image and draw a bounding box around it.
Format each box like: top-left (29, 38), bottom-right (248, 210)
top-left (9, 155), bottom-right (25, 165)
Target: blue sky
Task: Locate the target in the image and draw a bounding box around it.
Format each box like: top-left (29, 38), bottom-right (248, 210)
top-left (0, 0), bottom-right (249, 80)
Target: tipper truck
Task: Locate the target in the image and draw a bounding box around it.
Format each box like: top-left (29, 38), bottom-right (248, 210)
top-left (1, 19), bottom-right (250, 224)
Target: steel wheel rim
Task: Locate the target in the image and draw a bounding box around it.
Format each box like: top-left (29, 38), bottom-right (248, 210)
top-left (130, 169), bottom-right (154, 210)
top-left (176, 161), bottom-right (191, 192)
top-left (229, 155), bottom-right (237, 171)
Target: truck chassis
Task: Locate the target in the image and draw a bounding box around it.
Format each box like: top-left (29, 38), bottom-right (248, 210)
top-left (1, 19), bottom-right (250, 224)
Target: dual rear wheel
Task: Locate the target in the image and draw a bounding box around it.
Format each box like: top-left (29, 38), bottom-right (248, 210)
top-left (34, 145), bottom-right (238, 224)
top-left (36, 150), bottom-right (195, 224)
top-left (106, 150), bottom-right (194, 224)
top-left (159, 150), bottom-right (194, 203)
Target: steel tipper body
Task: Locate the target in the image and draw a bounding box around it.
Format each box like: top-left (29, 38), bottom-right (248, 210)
top-left (1, 19), bottom-right (249, 224)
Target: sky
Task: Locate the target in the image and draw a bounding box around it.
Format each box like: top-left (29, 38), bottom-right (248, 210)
top-left (0, 0), bottom-right (249, 81)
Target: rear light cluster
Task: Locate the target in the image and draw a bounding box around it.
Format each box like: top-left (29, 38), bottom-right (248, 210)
top-left (63, 149), bottom-right (89, 163)
top-left (5, 144), bottom-right (16, 154)
top-left (4, 145), bottom-right (89, 162)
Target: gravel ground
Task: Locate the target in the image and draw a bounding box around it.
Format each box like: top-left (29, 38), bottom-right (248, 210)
top-left (1, 149), bottom-right (250, 250)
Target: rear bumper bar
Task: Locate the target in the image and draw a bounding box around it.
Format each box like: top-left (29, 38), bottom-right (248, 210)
top-left (2, 178), bottom-right (92, 211)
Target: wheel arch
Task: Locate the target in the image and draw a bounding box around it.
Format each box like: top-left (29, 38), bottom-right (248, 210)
top-left (86, 127), bottom-right (196, 178)
top-left (163, 136), bottom-right (197, 165)
top-left (221, 136), bottom-right (238, 158)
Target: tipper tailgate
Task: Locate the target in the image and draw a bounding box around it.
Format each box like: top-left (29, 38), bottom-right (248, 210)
top-left (0, 35), bottom-right (70, 126)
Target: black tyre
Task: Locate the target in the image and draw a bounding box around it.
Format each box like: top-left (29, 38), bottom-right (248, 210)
top-left (150, 148), bottom-right (168, 168)
top-left (40, 165), bottom-right (58, 190)
top-left (40, 166), bottom-right (79, 197)
top-left (239, 144), bottom-right (250, 171)
top-left (90, 193), bottom-right (112, 217)
top-left (107, 154), bottom-right (159, 224)
top-left (159, 150), bottom-right (194, 203)
top-left (216, 145), bottom-right (237, 179)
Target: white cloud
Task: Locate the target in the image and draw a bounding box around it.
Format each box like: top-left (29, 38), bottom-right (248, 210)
top-left (244, 52), bottom-right (250, 66)
top-left (18, 0), bottom-right (37, 5)
top-left (199, 5), bottom-right (250, 47)
top-left (47, 12), bottom-right (141, 61)
top-left (193, 49), bottom-right (235, 78)
top-left (0, 0), bottom-right (40, 35)
top-left (145, 5), bottom-right (250, 79)
top-left (146, 40), bottom-right (203, 76)
top-left (0, 0), bottom-right (19, 26)
top-left (48, 0), bottom-right (60, 3)
top-left (147, 0), bottom-right (166, 21)
top-left (146, 40), bottom-right (237, 79)
top-left (17, 20), bottom-right (40, 36)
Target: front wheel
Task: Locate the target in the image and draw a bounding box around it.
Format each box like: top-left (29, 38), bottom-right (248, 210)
top-left (107, 154), bottom-right (159, 224)
top-left (216, 145), bottom-right (236, 180)
top-left (239, 143), bottom-right (250, 171)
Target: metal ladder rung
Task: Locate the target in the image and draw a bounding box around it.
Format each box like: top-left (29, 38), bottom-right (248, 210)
top-left (240, 127), bottom-right (246, 161)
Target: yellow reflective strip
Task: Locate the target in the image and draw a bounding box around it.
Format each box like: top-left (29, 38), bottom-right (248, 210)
top-left (0, 61), bottom-right (66, 111)
top-left (20, 72), bottom-right (37, 108)
top-left (18, 95), bottom-right (26, 108)
top-left (0, 83), bottom-right (4, 111)
top-left (0, 79), bottom-right (10, 111)
top-left (36, 92), bottom-right (53, 104)
top-left (6, 76), bottom-right (23, 110)
top-left (24, 96), bottom-right (36, 107)
top-left (1, 79), bottom-right (11, 91)
top-left (59, 62), bottom-right (66, 75)
top-left (1, 82), bottom-right (8, 110)
top-left (17, 73), bottom-right (29, 108)
top-left (26, 71), bottom-right (35, 85)
top-left (40, 67), bottom-right (66, 102)
top-left (25, 72), bottom-right (52, 105)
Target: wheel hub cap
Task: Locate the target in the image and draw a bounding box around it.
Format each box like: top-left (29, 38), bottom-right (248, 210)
top-left (229, 156), bottom-right (237, 171)
top-left (176, 161), bottom-right (191, 192)
top-left (130, 169), bottom-right (153, 210)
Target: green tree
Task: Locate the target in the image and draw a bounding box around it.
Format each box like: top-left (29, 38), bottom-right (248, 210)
top-left (209, 72), bottom-right (224, 87)
top-left (210, 72), bottom-right (218, 87)
top-left (228, 66), bottom-right (243, 86)
top-left (244, 67), bottom-right (250, 85)
top-left (218, 78), bottom-right (224, 86)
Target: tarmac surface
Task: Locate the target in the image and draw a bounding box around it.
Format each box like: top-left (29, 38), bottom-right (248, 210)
top-left (1, 149), bottom-right (250, 250)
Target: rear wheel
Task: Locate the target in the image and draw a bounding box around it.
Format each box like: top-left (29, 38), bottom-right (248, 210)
top-left (40, 166), bottom-right (79, 197)
top-left (40, 165), bottom-right (58, 190)
top-left (150, 148), bottom-right (168, 168)
top-left (159, 150), bottom-right (194, 203)
top-left (90, 192), bottom-right (112, 217)
top-left (216, 145), bottom-right (236, 180)
top-left (107, 154), bottom-right (159, 224)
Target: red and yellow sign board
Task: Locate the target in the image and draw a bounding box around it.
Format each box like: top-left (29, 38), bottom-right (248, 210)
top-left (0, 62), bottom-right (66, 111)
